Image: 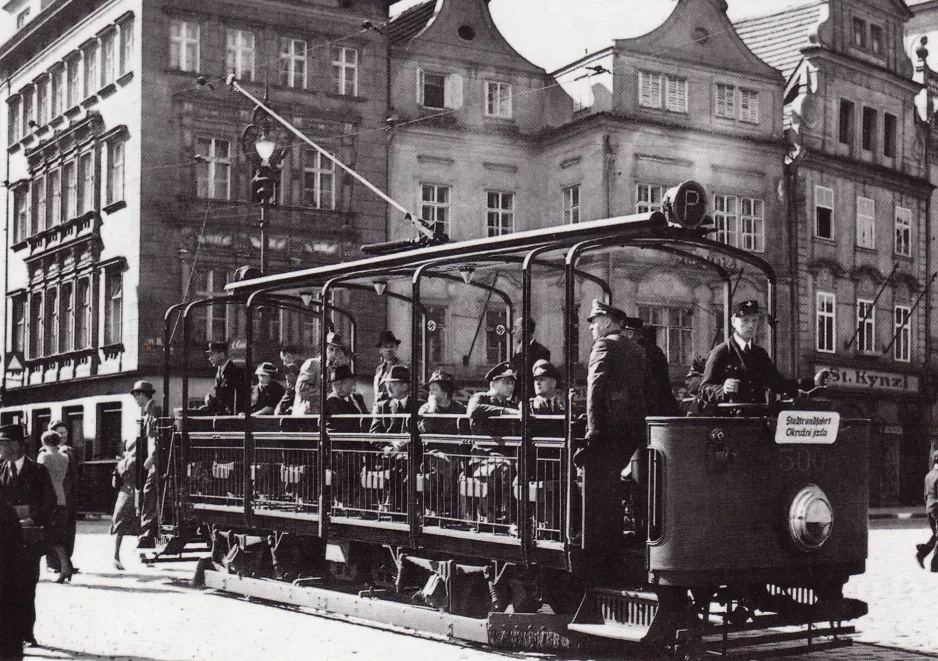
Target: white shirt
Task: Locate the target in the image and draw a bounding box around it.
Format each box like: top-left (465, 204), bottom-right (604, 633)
top-left (733, 335), bottom-right (752, 353)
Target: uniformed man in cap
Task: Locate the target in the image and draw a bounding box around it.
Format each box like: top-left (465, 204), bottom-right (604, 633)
top-left (679, 356), bottom-right (708, 416)
top-left (203, 341), bottom-right (247, 415)
top-left (131, 380), bottom-right (162, 548)
top-left (576, 299), bottom-right (646, 566)
top-left (0, 423), bottom-right (56, 648)
top-left (701, 300), bottom-right (829, 406)
top-left (374, 330), bottom-right (406, 405)
top-left (370, 364), bottom-right (414, 434)
top-left (467, 362), bottom-right (520, 435)
top-left (529, 360), bottom-right (564, 414)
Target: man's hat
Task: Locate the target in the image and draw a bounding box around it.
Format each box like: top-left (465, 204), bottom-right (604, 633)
top-left (0, 424), bottom-right (25, 443)
top-left (733, 300), bottom-right (760, 317)
top-left (532, 359), bottom-right (560, 381)
top-left (485, 362), bottom-right (517, 382)
top-left (376, 330), bottom-right (401, 347)
top-left (206, 341), bottom-right (229, 354)
top-left (47, 419), bottom-right (66, 431)
top-left (254, 362), bottom-right (279, 377)
top-left (326, 331), bottom-right (347, 349)
top-left (130, 380), bottom-right (156, 395)
top-left (586, 299), bottom-right (627, 323)
top-left (332, 364), bottom-right (355, 382)
top-left (280, 344), bottom-right (301, 355)
top-left (686, 356), bottom-right (707, 378)
top-left (381, 364), bottom-right (410, 383)
top-left (620, 316), bottom-right (644, 330)
top-left (426, 369), bottom-right (457, 392)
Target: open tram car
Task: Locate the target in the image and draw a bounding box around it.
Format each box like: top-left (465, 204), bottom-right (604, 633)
top-left (154, 183), bottom-right (869, 660)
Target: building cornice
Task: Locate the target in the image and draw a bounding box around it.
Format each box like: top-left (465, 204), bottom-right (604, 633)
top-left (793, 149), bottom-right (934, 197)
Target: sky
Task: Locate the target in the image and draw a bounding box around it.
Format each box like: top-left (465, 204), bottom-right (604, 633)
top-left (391, 0), bottom-right (816, 72)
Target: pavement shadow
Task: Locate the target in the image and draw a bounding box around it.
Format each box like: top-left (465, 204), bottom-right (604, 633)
top-left (56, 583), bottom-right (184, 596)
top-left (26, 644), bottom-right (187, 661)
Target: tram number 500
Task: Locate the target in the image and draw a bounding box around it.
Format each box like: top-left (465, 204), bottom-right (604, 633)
top-left (779, 447), bottom-right (827, 472)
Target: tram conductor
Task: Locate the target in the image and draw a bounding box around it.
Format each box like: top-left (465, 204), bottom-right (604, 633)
top-left (701, 300), bottom-right (829, 406)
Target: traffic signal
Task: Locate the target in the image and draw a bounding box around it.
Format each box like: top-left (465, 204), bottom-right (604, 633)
top-left (251, 166), bottom-right (276, 203)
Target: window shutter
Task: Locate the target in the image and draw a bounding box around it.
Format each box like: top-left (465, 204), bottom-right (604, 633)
top-left (416, 68), bottom-right (424, 105)
top-left (444, 73), bottom-right (463, 109)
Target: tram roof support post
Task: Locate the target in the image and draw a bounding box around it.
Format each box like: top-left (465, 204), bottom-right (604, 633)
top-left (243, 303), bottom-right (255, 528)
top-left (409, 265), bottom-right (431, 547)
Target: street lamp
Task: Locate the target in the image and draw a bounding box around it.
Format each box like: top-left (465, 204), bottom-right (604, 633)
top-left (240, 94), bottom-right (285, 273)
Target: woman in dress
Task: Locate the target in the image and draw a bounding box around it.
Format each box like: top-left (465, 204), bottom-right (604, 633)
top-left (47, 420), bottom-right (79, 572)
top-left (110, 449), bottom-right (139, 570)
top-left (35, 431), bottom-right (73, 582)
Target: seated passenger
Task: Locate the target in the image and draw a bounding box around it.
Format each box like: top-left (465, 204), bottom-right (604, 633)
top-left (679, 356), bottom-right (707, 416)
top-left (369, 365), bottom-right (414, 434)
top-left (418, 370), bottom-right (465, 434)
top-left (201, 341), bottom-right (247, 415)
top-left (468, 362), bottom-right (519, 435)
top-left (274, 345), bottom-right (304, 415)
top-left (701, 300), bottom-right (829, 407)
top-left (289, 332), bottom-right (351, 416)
top-left (529, 360), bottom-right (564, 415)
top-left (251, 362), bottom-right (286, 415)
top-left (324, 365), bottom-right (369, 432)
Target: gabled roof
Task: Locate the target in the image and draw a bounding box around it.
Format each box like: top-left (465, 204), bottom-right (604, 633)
top-left (388, 0), bottom-right (435, 46)
top-left (734, 2), bottom-right (825, 83)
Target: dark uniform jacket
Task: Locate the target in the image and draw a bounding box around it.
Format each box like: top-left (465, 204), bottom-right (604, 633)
top-left (369, 396), bottom-right (414, 434)
top-left (251, 381), bottom-right (286, 414)
top-left (529, 395), bottom-right (564, 415)
top-left (586, 331), bottom-right (646, 455)
top-left (510, 340), bottom-right (551, 398)
top-left (925, 466), bottom-right (938, 517)
top-left (639, 339), bottom-right (679, 416)
top-left (701, 338), bottom-right (812, 406)
top-left (211, 360), bottom-right (247, 414)
top-left (467, 392), bottom-right (519, 435)
top-left (418, 400), bottom-right (466, 435)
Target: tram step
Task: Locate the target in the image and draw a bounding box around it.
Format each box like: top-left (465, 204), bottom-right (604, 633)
top-left (569, 587), bottom-right (659, 642)
top-left (567, 622), bottom-right (648, 642)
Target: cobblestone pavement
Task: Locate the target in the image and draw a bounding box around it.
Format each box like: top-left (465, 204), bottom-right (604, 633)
top-left (18, 519), bottom-right (938, 661)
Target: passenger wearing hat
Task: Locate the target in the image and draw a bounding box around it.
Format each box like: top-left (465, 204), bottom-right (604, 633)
top-left (418, 370), bottom-right (466, 435)
top-left (131, 380), bottom-right (162, 548)
top-left (0, 423), bottom-right (56, 648)
top-left (700, 300), bottom-right (829, 406)
top-left (509, 317), bottom-right (551, 402)
top-left (290, 333), bottom-right (351, 416)
top-left (251, 362), bottom-right (286, 416)
top-left (916, 450), bottom-right (938, 571)
top-left (577, 299), bottom-right (647, 567)
top-left (324, 365), bottom-right (369, 431)
top-left (374, 330), bottom-right (406, 405)
top-left (529, 360), bottom-right (564, 415)
top-left (369, 365), bottom-right (415, 434)
top-left (467, 362), bottom-right (520, 434)
top-left (203, 341), bottom-right (247, 415)
top-left (679, 355), bottom-right (709, 416)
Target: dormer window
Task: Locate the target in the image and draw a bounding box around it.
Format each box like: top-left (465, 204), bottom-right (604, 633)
top-left (852, 17), bottom-right (884, 58)
top-left (417, 69), bottom-right (463, 110)
top-left (639, 71), bottom-right (687, 114)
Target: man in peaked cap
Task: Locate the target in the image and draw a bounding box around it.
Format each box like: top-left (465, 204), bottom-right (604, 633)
top-left (0, 423), bottom-right (56, 647)
top-left (130, 380), bottom-right (163, 548)
top-left (529, 359), bottom-right (563, 415)
top-left (680, 355), bottom-right (709, 416)
top-left (700, 300), bottom-right (829, 407)
top-left (374, 330), bottom-right (406, 405)
top-left (576, 299), bottom-right (647, 569)
top-left (370, 364), bottom-right (415, 434)
top-left (203, 341), bottom-right (247, 415)
top-left (467, 362), bottom-right (520, 434)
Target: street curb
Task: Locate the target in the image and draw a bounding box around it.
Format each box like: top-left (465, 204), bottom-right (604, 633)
top-left (868, 511), bottom-right (926, 520)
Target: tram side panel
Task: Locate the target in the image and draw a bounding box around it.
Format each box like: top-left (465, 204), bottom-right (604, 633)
top-left (646, 417), bottom-right (869, 588)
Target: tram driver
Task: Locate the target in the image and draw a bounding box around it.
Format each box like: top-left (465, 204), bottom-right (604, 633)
top-left (701, 300), bottom-right (830, 407)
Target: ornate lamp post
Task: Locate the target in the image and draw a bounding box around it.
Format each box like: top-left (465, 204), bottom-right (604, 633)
top-left (240, 94), bottom-right (285, 273)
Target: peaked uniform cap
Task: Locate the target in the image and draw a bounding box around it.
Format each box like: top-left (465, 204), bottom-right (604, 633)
top-left (376, 330), bottom-right (402, 347)
top-left (426, 369), bottom-right (457, 391)
top-left (532, 359), bottom-right (560, 381)
top-left (621, 316), bottom-right (644, 330)
top-left (381, 364), bottom-right (411, 383)
top-left (485, 362), bottom-right (517, 382)
top-left (0, 424), bottom-right (26, 443)
top-left (586, 299), bottom-right (627, 323)
top-left (734, 300), bottom-right (760, 317)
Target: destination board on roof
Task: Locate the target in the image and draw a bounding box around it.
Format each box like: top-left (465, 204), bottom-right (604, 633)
top-left (775, 411), bottom-right (839, 445)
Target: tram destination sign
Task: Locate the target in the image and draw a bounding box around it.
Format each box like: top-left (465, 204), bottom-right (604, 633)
top-left (815, 365), bottom-right (920, 394)
top-left (775, 411), bottom-right (839, 445)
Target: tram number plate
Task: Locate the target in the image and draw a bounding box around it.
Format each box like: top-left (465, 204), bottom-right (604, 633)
top-left (775, 411), bottom-right (839, 445)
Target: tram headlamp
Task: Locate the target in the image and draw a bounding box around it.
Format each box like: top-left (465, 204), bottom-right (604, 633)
top-left (662, 180), bottom-right (708, 229)
top-left (788, 485), bottom-right (833, 552)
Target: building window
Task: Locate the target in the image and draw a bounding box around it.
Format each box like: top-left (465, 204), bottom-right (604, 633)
top-left (638, 71), bottom-right (662, 109)
top-left (665, 76), bottom-right (688, 113)
top-left (83, 42), bottom-right (98, 99)
top-left (420, 184), bottom-right (450, 234)
top-left (279, 38), bottom-right (307, 88)
top-left (13, 188), bottom-right (29, 243)
top-left (815, 185), bottom-right (834, 240)
top-left (119, 19), bottom-right (134, 76)
top-left (852, 17), bottom-right (866, 49)
top-left (486, 191), bottom-right (515, 237)
top-left (332, 46), bottom-right (358, 96)
top-left (104, 267), bottom-right (123, 346)
top-left (895, 206), bottom-right (912, 257)
top-left (33, 175), bottom-right (46, 234)
top-left (28, 293), bottom-right (43, 360)
top-left (485, 81), bottom-right (513, 118)
top-left (48, 169), bottom-right (62, 227)
top-left (64, 161), bottom-right (78, 220)
top-left (16, 7), bottom-right (29, 28)
top-left (425, 305), bottom-right (447, 366)
top-left (417, 70), bottom-right (462, 109)
top-left (713, 194), bottom-right (738, 247)
top-left (485, 307), bottom-right (509, 365)
top-left (839, 99), bottom-right (855, 146)
top-left (870, 24), bottom-right (883, 55)
top-left (856, 299), bottom-right (875, 354)
top-left (36, 76), bottom-right (48, 126)
top-left (226, 29), bottom-right (255, 81)
top-left (60, 282), bottom-right (74, 353)
top-left (101, 31), bottom-right (116, 86)
top-left (639, 306), bottom-right (693, 364)
top-left (856, 196), bottom-right (875, 249)
top-left (894, 306), bottom-right (911, 362)
top-left (46, 288), bottom-right (59, 355)
top-left (636, 183), bottom-right (664, 214)
top-left (883, 113), bottom-right (897, 158)
top-left (715, 83), bottom-right (736, 119)
top-left (816, 292), bottom-right (836, 353)
top-left (170, 20), bottom-right (200, 72)
top-left (8, 96), bottom-right (20, 143)
top-left (22, 87), bottom-right (33, 132)
top-left (76, 278), bottom-right (91, 349)
top-left (107, 138), bottom-right (125, 205)
top-left (861, 107), bottom-right (877, 152)
top-left (740, 198), bottom-right (764, 252)
top-left (11, 296), bottom-right (25, 354)
top-left (66, 57), bottom-right (81, 108)
top-left (302, 149), bottom-right (335, 210)
top-left (79, 152), bottom-right (95, 214)
top-left (195, 138), bottom-right (230, 200)
top-left (738, 88), bottom-right (759, 123)
top-left (562, 185), bottom-right (580, 224)
top-left (51, 67), bottom-right (65, 118)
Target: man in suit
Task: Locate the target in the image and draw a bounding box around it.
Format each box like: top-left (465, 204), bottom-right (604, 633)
top-left (292, 333), bottom-right (351, 416)
top-left (324, 365), bottom-right (369, 431)
top-left (467, 362), bottom-right (520, 435)
top-left (529, 359), bottom-right (564, 414)
top-left (509, 316), bottom-right (551, 401)
top-left (373, 331), bottom-right (405, 405)
top-left (700, 300), bottom-right (829, 407)
top-left (204, 341), bottom-right (247, 415)
top-left (251, 362), bottom-right (286, 415)
top-left (0, 423), bottom-right (56, 648)
top-left (575, 299), bottom-right (646, 568)
top-left (369, 365), bottom-right (414, 434)
top-left (131, 380), bottom-right (163, 548)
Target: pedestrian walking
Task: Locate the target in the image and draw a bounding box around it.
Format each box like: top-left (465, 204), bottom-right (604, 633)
top-left (45, 419), bottom-right (79, 574)
top-left (916, 450), bottom-right (938, 571)
top-left (110, 450), bottom-right (139, 571)
top-left (35, 432), bottom-right (74, 583)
